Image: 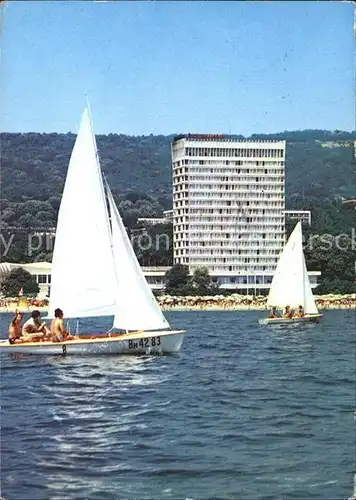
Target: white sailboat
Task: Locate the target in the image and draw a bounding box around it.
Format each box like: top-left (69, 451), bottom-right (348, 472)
top-left (259, 221), bottom-right (322, 325)
top-left (0, 107), bottom-right (185, 354)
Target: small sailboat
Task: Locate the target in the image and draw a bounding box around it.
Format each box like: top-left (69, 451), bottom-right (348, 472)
top-left (0, 106), bottom-right (185, 354)
top-left (259, 221), bottom-right (322, 325)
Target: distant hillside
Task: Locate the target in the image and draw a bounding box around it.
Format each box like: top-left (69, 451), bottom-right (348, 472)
top-left (1, 132), bottom-right (174, 204)
top-left (1, 129), bottom-right (355, 230)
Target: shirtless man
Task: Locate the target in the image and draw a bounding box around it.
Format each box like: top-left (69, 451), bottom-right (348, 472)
top-left (283, 305), bottom-right (292, 319)
top-left (294, 305), bottom-right (305, 318)
top-left (51, 308), bottom-right (69, 342)
top-left (268, 306), bottom-right (280, 319)
top-left (22, 310), bottom-right (50, 340)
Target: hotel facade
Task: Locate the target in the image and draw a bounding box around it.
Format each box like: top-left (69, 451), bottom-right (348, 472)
top-left (170, 134), bottom-right (317, 290)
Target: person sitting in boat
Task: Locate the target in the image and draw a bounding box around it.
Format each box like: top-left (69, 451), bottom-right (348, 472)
top-left (268, 306), bottom-right (280, 318)
top-left (51, 308), bottom-right (69, 342)
top-left (8, 310), bottom-right (23, 344)
top-left (283, 305), bottom-right (293, 319)
top-left (22, 310), bottom-right (50, 340)
top-left (293, 305), bottom-right (305, 318)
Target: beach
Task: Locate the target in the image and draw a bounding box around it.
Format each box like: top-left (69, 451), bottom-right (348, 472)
top-left (0, 293), bottom-right (354, 313)
top-left (158, 294), bottom-right (355, 311)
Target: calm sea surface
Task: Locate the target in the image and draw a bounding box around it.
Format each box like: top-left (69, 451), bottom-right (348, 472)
top-left (0, 310), bottom-right (355, 500)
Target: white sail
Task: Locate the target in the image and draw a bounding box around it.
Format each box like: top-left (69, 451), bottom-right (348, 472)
top-left (267, 221), bottom-right (318, 313)
top-left (48, 108), bottom-right (117, 318)
top-left (302, 255), bottom-right (319, 314)
top-left (106, 183), bottom-right (170, 331)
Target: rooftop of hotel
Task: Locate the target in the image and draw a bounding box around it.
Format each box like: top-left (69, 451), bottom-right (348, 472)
top-left (173, 134), bottom-right (285, 143)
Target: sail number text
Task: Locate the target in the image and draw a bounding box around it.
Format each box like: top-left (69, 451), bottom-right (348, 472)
top-left (128, 337), bottom-right (161, 349)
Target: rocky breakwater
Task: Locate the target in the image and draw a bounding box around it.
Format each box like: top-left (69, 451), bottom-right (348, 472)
top-left (157, 293), bottom-right (356, 311)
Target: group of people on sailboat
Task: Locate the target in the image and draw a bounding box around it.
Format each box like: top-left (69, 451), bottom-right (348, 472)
top-left (8, 308), bottom-right (70, 344)
top-left (268, 305), bottom-right (305, 320)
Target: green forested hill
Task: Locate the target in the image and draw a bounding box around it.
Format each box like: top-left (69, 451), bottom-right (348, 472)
top-left (1, 133), bottom-right (173, 202)
top-left (1, 129), bottom-right (355, 292)
top-left (1, 129), bottom-right (355, 233)
top-left (285, 140), bottom-right (355, 203)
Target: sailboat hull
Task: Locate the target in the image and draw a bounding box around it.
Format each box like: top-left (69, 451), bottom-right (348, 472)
top-left (259, 314), bottom-right (323, 326)
top-left (0, 330), bottom-right (185, 355)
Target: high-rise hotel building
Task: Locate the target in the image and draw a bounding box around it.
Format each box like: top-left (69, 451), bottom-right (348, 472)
top-left (171, 134), bottom-right (286, 289)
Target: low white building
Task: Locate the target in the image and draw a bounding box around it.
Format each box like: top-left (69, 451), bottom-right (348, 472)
top-left (136, 217), bottom-right (168, 226)
top-left (137, 210), bottom-right (173, 226)
top-left (284, 210), bottom-right (312, 226)
top-left (0, 261), bottom-right (320, 297)
top-left (163, 209), bottom-right (173, 221)
top-left (0, 262), bottom-right (52, 298)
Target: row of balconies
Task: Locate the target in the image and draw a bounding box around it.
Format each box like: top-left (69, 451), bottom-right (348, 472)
top-left (179, 235), bottom-right (284, 241)
top-left (185, 265), bottom-right (278, 273)
top-left (174, 234), bottom-right (285, 241)
top-left (174, 238), bottom-right (284, 245)
top-left (174, 154), bottom-right (285, 161)
top-left (173, 178), bottom-right (284, 187)
top-left (187, 258), bottom-right (280, 264)
top-left (173, 224), bottom-right (284, 229)
top-left (173, 170), bottom-right (284, 179)
top-left (175, 229), bottom-right (285, 235)
top-left (175, 226), bottom-right (285, 233)
top-left (181, 180), bottom-right (284, 191)
top-left (174, 234), bottom-right (285, 240)
top-left (184, 159), bottom-right (284, 165)
top-left (186, 198), bottom-right (284, 203)
top-left (188, 186), bottom-right (284, 193)
top-left (175, 209), bottom-right (285, 215)
top-left (186, 184), bottom-right (284, 191)
top-left (186, 203), bottom-right (285, 209)
top-left (185, 163), bottom-right (284, 169)
top-left (174, 154), bottom-right (284, 164)
top-left (174, 200), bottom-right (284, 207)
top-left (179, 249), bottom-right (282, 256)
top-left (174, 172), bottom-right (284, 181)
top-left (186, 190), bottom-right (284, 196)
top-left (187, 217), bottom-right (284, 223)
top-left (186, 210), bottom-right (285, 217)
top-left (187, 260), bottom-right (279, 268)
top-left (181, 216), bottom-right (283, 222)
top-left (185, 226), bottom-right (285, 232)
top-left (174, 220), bottom-right (285, 227)
top-left (182, 150), bottom-right (284, 159)
top-left (174, 246), bottom-right (284, 252)
top-left (182, 197), bottom-right (284, 204)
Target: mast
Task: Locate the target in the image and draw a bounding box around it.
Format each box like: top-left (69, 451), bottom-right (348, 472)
top-left (301, 224), bottom-right (307, 309)
top-left (86, 96), bottom-right (113, 243)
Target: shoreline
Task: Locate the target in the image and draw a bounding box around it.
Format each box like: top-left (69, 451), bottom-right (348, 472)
top-left (0, 295), bottom-right (354, 314)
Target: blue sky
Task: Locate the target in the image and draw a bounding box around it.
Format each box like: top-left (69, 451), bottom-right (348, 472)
top-left (1, 1), bottom-right (354, 135)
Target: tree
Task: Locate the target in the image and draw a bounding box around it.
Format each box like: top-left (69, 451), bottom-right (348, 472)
top-left (164, 264), bottom-right (190, 294)
top-left (134, 222), bottom-right (173, 266)
top-left (189, 267), bottom-right (216, 295)
top-left (1, 268), bottom-right (39, 297)
top-left (305, 234), bottom-right (356, 294)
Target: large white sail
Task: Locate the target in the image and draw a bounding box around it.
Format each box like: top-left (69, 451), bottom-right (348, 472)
top-left (48, 108), bottom-right (117, 318)
top-left (106, 183), bottom-right (170, 331)
top-left (267, 221), bottom-right (317, 312)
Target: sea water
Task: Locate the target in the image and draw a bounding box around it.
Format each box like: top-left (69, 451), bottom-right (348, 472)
top-left (0, 309), bottom-right (354, 500)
